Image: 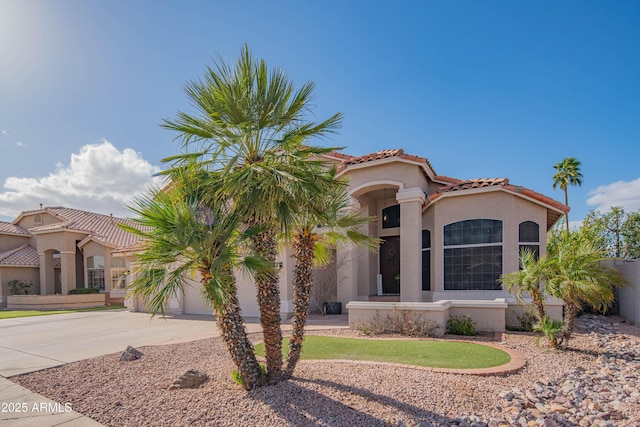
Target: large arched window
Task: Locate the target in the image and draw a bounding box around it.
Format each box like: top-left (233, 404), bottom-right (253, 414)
top-left (519, 221), bottom-right (540, 265)
top-left (87, 256), bottom-right (105, 291)
top-left (444, 219), bottom-right (503, 290)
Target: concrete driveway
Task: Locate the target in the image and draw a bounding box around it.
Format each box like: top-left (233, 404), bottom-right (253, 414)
top-left (0, 309), bottom-right (253, 377)
top-left (0, 309), bottom-right (347, 426)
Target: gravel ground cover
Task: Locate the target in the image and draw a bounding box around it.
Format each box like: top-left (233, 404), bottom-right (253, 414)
top-left (12, 314), bottom-right (640, 426)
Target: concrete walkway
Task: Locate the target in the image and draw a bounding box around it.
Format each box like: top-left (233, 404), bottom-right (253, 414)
top-left (0, 309), bottom-right (348, 426)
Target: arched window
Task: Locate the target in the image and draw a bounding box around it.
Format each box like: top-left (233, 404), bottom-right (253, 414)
top-left (382, 204), bottom-right (400, 228)
top-left (422, 230), bottom-right (430, 291)
top-left (519, 221), bottom-right (540, 265)
top-left (443, 219), bottom-right (503, 290)
top-left (87, 256), bottom-right (105, 291)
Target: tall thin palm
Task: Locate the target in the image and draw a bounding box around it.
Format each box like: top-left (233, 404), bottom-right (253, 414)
top-left (545, 236), bottom-right (626, 348)
top-left (121, 170), bottom-right (267, 389)
top-left (499, 249), bottom-right (549, 324)
top-left (284, 175), bottom-right (378, 377)
top-left (552, 157), bottom-right (583, 233)
top-left (162, 44), bottom-right (343, 383)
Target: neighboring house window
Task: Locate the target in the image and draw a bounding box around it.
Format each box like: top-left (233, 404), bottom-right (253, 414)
top-left (422, 230), bottom-right (430, 291)
top-left (87, 256), bottom-right (105, 291)
top-left (444, 219), bottom-right (503, 290)
top-left (519, 221), bottom-right (540, 266)
top-left (111, 257), bottom-right (127, 290)
top-left (382, 204), bottom-right (400, 228)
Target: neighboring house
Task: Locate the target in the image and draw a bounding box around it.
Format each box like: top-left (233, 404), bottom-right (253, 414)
top-left (0, 206), bottom-right (146, 305)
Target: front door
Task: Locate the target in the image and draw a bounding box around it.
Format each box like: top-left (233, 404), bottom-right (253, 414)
top-left (380, 236), bottom-right (400, 294)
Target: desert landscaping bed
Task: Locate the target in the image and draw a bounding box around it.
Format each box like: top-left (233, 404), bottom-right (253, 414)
top-left (12, 314), bottom-right (640, 426)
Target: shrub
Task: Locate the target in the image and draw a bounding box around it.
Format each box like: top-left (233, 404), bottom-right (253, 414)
top-left (354, 309), bottom-right (440, 337)
top-left (69, 288), bottom-right (100, 294)
top-left (446, 314), bottom-right (476, 336)
top-left (507, 311), bottom-right (536, 332)
top-left (231, 363), bottom-right (266, 387)
top-left (534, 316), bottom-right (564, 348)
top-left (8, 279), bottom-right (32, 295)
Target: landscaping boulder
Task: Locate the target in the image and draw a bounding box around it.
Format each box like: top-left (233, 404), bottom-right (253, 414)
top-left (169, 369), bottom-right (208, 390)
top-left (120, 346), bottom-right (144, 362)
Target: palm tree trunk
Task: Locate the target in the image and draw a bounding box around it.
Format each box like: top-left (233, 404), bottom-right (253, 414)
top-left (530, 289), bottom-right (547, 324)
top-left (561, 300), bottom-right (579, 349)
top-left (564, 188), bottom-right (570, 233)
top-left (251, 227), bottom-right (283, 384)
top-left (284, 230), bottom-right (316, 377)
top-left (214, 290), bottom-right (264, 390)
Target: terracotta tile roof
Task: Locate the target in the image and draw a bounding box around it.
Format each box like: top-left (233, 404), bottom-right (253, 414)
top-left (438, 178), bottom-right (510, 193)
top-left (337, 149), bottom-right (438, 175)
top-left (29, 207), bottom-right (149, 250)
top-left (0, 244), bottom-right (39, 266)
top-left (0, 222), bottom-right (30, 236)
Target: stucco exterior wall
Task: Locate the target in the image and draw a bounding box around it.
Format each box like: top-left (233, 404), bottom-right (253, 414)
top-left (0, 234), bottom-right (33, 252)
top-left (346, 161), bottom-right (429, 196)
top-left (613, 259), bottom-right (640, 324)
top-left (0, 266), bottom-right (40, 296)
top-left (428, 189), bottom-right (548, 300)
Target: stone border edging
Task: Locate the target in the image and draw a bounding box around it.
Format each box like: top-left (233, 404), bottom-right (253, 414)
top-left (260, 337), bottom-right (527, 376)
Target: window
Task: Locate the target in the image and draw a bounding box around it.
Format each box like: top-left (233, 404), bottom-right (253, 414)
top-left (87, 256), bottom-right (105, 291)
top-left (382, 204), bottom-right (400, 228)
top-left (111, 257), bottom-right (127, 290)
top-left (519, 221), bottom-right (540, 266)
top-left (422, 230), bottom-right (430, 291)
top-left (444, 219), bottom-right (503, 290)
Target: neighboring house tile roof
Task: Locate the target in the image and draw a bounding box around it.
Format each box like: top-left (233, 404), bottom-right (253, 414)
top-left (0, 244), bottom-right (39, 266)
top-left (438, 178), bottom-right (510, 192)
top-left (0, 222), bottom-right (30, 236)
top-left (29, 207), bottom-right (149, 249)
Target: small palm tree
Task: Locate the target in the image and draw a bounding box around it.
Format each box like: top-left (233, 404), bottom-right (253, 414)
top-left (283, 175), bottom-right (378, 377)
top-left (545, 236), bottom-right (627, 348)
top-left (122, 170), bottom-right (267, 389)
top-left (552, 157), bottom-right (583, 233)
top-left (499, 248), bottom-right (549, 325)
top-left (162, 45), bottom-right (343, 384)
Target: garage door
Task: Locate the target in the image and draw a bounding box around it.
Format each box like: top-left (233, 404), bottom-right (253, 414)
top-left (182, 278), bottom-right (213, 316)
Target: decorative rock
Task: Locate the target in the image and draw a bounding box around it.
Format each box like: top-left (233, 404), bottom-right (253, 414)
top-left (120, 346), bottom-right (143, 362)
top-left (168, 369), bottom-right (208, 390)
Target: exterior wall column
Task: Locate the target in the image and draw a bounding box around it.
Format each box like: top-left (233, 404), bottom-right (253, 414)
top-left (39, 252), bottom-right (54, 295)
top-left (396, 187), bottom-right (426, 302)
top-left (59, 251), bottom-right (76, 295)
top-left (337, 197), bottom-right (361, 309)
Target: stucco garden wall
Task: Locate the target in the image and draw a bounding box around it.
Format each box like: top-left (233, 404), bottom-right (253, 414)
top-left (612, 259), bottom-right (640, 324)
top-left (7, 294), bottom-right (105, 309)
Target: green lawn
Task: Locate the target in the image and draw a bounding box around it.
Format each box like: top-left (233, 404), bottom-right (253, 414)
top-left (254, 335), bottom-right (510, 369)
top-left (0, 305), bottom-right (126, 319)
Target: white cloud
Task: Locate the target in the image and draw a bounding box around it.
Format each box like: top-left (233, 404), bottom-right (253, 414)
top-left (1, 129), bottom-right (8, 136)
top-left (0, 140), bottom-right (164, 220)
top-left (587, 178), bottom-right (640, 213)
top-left (15, 141), bottom-right (25, 147)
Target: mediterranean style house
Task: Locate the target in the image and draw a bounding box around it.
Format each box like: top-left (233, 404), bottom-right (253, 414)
top-left (0, 206), bottom-right (145, 305)
top-left (0, 149), bottom-right (569, 330)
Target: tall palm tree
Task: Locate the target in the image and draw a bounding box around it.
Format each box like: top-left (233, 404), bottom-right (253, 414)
top-left (122, 170), bottom-right (267, 389)
top-left (283, 174), bottom-right (378, 377)
top-left (552, 157), bottom-right (583, 233)
top-left (499, 248), bottom-right (549, 325)
top-left (162, 44), bottom-right (343, 384)
top-left (545, 235), bottom-right (627, 348)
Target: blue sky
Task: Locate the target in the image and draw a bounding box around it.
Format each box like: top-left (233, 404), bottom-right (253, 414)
top-left (0, 0), bottom-right (638, 225)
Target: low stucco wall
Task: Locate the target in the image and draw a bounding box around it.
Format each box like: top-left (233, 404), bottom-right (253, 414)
top-left (613, 259), bottom-right (640, 324)
top-left (346, 299), bottom-right (508, 335)
top-left (7, 294), bottom-right (106, 310)
top-left (504, 298), bottom-right (564, 329)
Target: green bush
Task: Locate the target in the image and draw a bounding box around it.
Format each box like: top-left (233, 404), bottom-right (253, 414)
top-left (8, 279), bottom-right (32, 295)
top-left (231, 363), bottom-right (266, 387)
top-left (69, 287), bottom-right (100, 294)
top-left (446, 314), bottom-right (476, 336)
top-left (507, 311), bottom-right (536, 332)
top-left (354, 309), bottom-right (440, 337)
